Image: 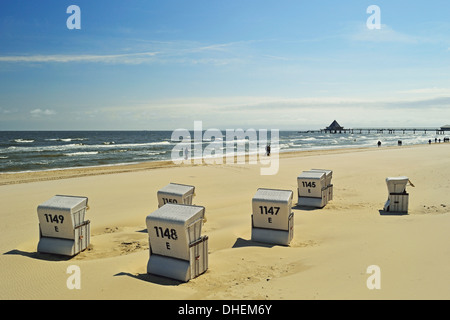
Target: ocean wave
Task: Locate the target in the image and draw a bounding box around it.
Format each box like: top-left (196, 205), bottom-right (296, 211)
top-left (149, 141), bottom-right (171, 145)
top-left (278, 143), bottom-right (291, 149)
top-left (300, 137), bottom-right (317, 141)
top-left (13, 139), bottom-right (34, 143)
top-left (105, 141), bottom-right (171, 148)
top-left (45, 138), bottom-right (88, 142)
top-left (223, 138), bottom-right (253, 145)
top-left (144, 151), bottom-right (167, 155)
top-left (176, 138), bottom-right (251, 145)
top-left (3, 141), bottom-right (172, 154)
top-left (64, 152), bottom-right (99, 156)
top-left (5, 144), bottom-right (83, 153)
top-left (130, 150), bottom-right (168, 156)
top-left (1, 130), bottom-right (443, 174)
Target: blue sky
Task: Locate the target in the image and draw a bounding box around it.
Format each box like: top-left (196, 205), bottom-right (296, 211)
top-left (1, 0), bottom-right (450, 130)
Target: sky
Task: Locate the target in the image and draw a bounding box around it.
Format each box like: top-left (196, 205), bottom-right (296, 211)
top-left (0, 0), bottom-right (450, 130)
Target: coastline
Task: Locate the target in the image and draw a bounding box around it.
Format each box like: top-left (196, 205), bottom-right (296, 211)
top-left (1, 142), bottom-right (449, 300)
top-left (0, 142), bottom-right (435, 186)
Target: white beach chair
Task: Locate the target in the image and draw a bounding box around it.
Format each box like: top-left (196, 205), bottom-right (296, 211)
top-left (251, 188), bottom-right (294, 246)
top-left (157, 183), bottom-right (196, 208)
top-left (37, 195), bottom-right (90, 256)
top-left (146, 204), bottom-right (208, 282)
top-left (383, 177), bottom-right (414, 213)
top-left (297, 171), bottom-right (328, 208)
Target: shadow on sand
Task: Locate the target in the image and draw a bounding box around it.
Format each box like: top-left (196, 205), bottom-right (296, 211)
top-left (113, 271), bottom-right (182, 286)
top-left (378, 209), bottom-right (408, 216)
top-left (231, 237), bottom-right (276, 249)
top-left (292, 204), bottom-right (324, 212)
top-left (3, 249), bottom-right (73, 261)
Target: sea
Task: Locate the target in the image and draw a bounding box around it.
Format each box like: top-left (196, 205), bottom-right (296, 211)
top-left (0, 130), bottom-right (445, 173)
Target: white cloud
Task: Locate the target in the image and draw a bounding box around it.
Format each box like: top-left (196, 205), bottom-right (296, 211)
top-left (0, 40), bottom-right (260, 66)
top-left (398, 87), bottom-right (450, 95)
top-left (348, 23), bottom-right (421, 44)
top-left (0, 107), bottom-right (15, 114)
top-left (84, 94), bottom-right (450, 130)
top-left (0, 51), bottom-right (159, 64)
top-left (30, 109), bottom-right (56, 117)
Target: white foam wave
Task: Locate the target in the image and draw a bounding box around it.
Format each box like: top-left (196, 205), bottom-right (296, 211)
top-left (45, 138), bottom-right (88, 142)
top-left (4, 140), bottom-right (172, 154)
top-left (13, 139), bottom-right (34, 143)
top-left (300, 137), bottom-right (317, 141)
top-left (64, 152), bottom-right (99, 156)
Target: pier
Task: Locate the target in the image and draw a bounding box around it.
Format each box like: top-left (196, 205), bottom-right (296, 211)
top-left (321, 128), bottom-right (446, 135)
top-left (300, 121), bottom-right (449, 135)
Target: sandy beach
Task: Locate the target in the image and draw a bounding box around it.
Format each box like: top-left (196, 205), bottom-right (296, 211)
top-left (1, 143), bottom-right (449, 300)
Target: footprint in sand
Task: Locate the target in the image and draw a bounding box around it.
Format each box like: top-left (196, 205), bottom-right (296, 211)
top-left (418, 204), bottom-right (449, 215)
top-left (289, 239), bottom-right (319, 248)
top-left (73, 226), bottom-right (149, 260)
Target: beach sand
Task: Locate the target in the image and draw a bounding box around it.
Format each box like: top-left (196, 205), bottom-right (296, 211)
top-left (1, 143), bottom-right (449, 300)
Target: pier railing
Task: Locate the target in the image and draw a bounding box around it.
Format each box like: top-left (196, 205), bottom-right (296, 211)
top-left (315, 128), bottom-right (447, 134)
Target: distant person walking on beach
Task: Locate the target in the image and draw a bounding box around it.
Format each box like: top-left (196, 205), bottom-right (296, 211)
top-left (266, 144), bottom-right (271, 156)
top-left (184, 147), bottom-right (189, 160)
top-left (377, 141), bottom-right (381, 147)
